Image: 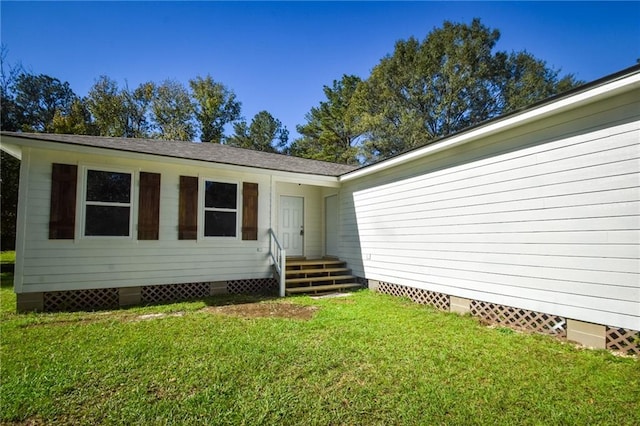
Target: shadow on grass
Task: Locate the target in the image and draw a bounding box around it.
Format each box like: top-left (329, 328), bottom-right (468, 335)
top-left (1, 272), bottom-right (14, 289)
top-left (139, 292), bottom-right (281, 310)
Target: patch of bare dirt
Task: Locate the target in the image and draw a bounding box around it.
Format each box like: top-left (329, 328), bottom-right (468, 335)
top-left (202, 302), bottom-right (318, 320)
top-left (133, 312), bottom-right (185, 321)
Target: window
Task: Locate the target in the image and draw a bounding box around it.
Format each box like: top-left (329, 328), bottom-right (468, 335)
top-left (84, 169), bottom-right (133, 237)
top-left (204, 180), bottom-right (238, 237)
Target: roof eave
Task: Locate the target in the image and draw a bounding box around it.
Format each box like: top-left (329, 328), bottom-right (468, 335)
top-left (0, 141), bottom-right (22, 160)
top-left (0, 135), bottom-right (343, 187)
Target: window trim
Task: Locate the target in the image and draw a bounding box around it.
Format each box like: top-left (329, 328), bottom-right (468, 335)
top-left (199, 177), bottom-right (240, 240)
top-left (80, 165), bottom-right (135, 239)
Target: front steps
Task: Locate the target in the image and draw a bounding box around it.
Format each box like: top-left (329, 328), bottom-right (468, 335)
top-left (285, 258), bottom-right (362, 295)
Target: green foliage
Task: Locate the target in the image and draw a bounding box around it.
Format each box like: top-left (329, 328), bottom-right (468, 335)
top-left (52, 98), bottom-right (97, 135)
top-left (1, 290), bottom-right (638, 424)
top-left (351, 18), bottom-right (582, 163)
top-left (0, 153), bottom-right (19, 251)
top-left (500, 51), bottom-right (582, 112)
top-left (290, 74), bottom-right (363, 165)
top-left (125, 81), bottom-right (155, 138)
top-left (0, 251), bottom-right (16, 264)
top-left (13, 73), bottom-right (77, 133)
top-left (86, 75), bottom-right (126, 136)
top-left (226, 110), bottom-right (288, 153)
top-left (86, 76), bottom-right (153, 138)
top-left (150, 79), bottom-right (195, 141)
top-left (0, 45), bottom-right (24, 132)
top-left (189, 75), bottom-right (241, 143)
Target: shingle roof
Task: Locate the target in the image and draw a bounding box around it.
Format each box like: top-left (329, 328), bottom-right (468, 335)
top-left (0, 132), bottom-right (359, 176)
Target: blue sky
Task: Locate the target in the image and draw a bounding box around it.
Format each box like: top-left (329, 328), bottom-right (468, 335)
top-left (2, 1), bottom-right (639, 141)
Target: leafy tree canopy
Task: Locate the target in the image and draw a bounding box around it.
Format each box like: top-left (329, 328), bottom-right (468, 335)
top-left (189, 75), bottom-right (241, 143)
top-left (289, 74), bottom-right (363, 165)
top-left (150, 79), bottom-right (195, 141)
top-left (52, 98), bottom-right (97, 135)
top-left (226, 110), bottom-right (288, 153)
top-left (13, 73), bottom-right (77, 133)
top-left (86, 76), bottom-right (155, 138)
top-left (350, 18), bottom-right (582, 163)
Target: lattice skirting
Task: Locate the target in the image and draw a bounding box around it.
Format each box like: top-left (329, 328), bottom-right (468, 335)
top-left (606, 327), bottom-right (640, 355)
top-left (377, 281), bottom-right (450, 311)
top-left (141, 282), bottom-right (210, 304)
top-left (470, 300), bottom-right (567, 337)
top-left (44, 288), bottom-right (119, 312)
top-left (228, 278), bottom-right (278, 294)
top-left (41, 278), bottom-right (279, 311)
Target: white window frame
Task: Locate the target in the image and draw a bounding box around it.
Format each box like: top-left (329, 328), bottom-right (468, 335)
top-left (80, 165), bottom-right (135, 239)
top-left (200, 177), bottom-right (240, 240)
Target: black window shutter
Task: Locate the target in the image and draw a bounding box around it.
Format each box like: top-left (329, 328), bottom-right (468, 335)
top-left (179, 176), bottom-right (198, 240)
top-left (49, 163), bottom-right (77, 239)
top-left (138, 172), bottom-right (161, 240)
top-left (242, 182), bottom-right (258, 240)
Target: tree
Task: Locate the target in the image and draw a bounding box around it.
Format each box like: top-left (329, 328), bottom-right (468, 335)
top-left (354, 19), bottom-right (581, 163)
top-left (226, 110), bottom-right (288, 153)
top-left (123, 81), bottom-right (154, 138)
top-left (13, 73), bottom-right (77, 133)
top-left (0, 45), bottom-right (23, 132)
top-left (86, 76), bottom-right (153, 138)
top-left (52, 98), bottom-right (96, 135)
top-left (289, 75), bottom-right (363, 165)
top-left (189, 75), bottom-right (241, 143)
top-left (499, 51), bottom-right (581, 112)
top-left (0, 47), bottom-right (23, 250)
top-left (150, 79), bottom-right (195, 141)
top-left (0, 151), bottom-right (20, 250)
top-left (86, 76), bottom-right (126, 136)
top-left (355, 19), bottom-right (503, 162)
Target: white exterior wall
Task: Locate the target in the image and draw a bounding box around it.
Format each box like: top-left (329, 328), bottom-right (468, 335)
top-left (14, 148), bottom-right (280, 293)
top-left (339, 89), bottom-right (640, 330)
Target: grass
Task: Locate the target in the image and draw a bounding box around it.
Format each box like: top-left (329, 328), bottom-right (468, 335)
top-left (0, 250), bottom-right (16, 264)
top-left (1, 276), bottom-right (638, 425)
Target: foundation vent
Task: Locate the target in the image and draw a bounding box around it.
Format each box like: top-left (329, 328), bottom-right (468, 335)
top-left (141, 282), bottom-right (210, 304)
top-left (606, 327), bottom-right (640, 355)
top-left (378, 281), bottom-right (450, 311)
top-left (228, 278), bottom-right (277, 295)
top-left (470, 300), bottom-right (567, 337)
top-left (43, 288), bottom-right (119, 312)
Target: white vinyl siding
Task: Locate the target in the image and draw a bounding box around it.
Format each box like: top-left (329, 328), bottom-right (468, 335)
top-left (339, 90), bottom-right (640, 330)
top-left (15, 150), bottom-right (276, 293)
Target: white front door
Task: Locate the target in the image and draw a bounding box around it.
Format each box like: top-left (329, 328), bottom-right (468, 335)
top-left (325, 195), bottom-right (338, 256)
top-left (280, 196), bottom-right (304, 257)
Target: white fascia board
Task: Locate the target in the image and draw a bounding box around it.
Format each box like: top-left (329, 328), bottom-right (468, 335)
top-left (0, 135), bottom-right (341, 187)
top-left (272, 173), bottom-right (341, 188)
top-left (341, 72), bottom-right (640, 183)
top-left (0, 141), bottom-right (22, 160)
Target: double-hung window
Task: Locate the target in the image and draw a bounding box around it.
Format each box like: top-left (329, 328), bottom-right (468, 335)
top-left (84, 169), bottom-right (133, 237)
top-left (204, 180), bottom-right (238, 237)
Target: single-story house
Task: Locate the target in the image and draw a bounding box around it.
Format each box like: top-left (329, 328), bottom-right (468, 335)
top-left (1, 64), bottom-right (638, 352)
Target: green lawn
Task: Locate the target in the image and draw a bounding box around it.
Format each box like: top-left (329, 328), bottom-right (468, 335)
top-left (0, 250), bottom-right (16, 265)
top-left (1, 275), bottom-right (638, 425)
